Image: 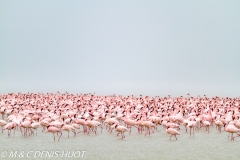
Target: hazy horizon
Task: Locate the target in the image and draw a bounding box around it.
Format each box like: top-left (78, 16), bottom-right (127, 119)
top-left (1, 1), bottom-right (240, 98)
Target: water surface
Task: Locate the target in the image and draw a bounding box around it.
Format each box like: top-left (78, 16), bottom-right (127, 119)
top-left (0, 125), bottom-right (239, 160)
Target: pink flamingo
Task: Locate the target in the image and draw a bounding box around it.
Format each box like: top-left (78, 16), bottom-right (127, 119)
top-left (0, 119), bottom-right (7, 132)
top-left (3, 122), bottom-right (16, 137)
top-left (224, 122), bottom-right (240, 141)
top-left (113, 124), bottom-right (129, 139)
top-left (47, 125), bottom-right (63, 141)
top-left (166, 126), bottom-right (180, 140)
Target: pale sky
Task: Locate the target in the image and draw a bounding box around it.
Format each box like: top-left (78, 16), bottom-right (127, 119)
top-left (1, 1), bottom-right (240, 97)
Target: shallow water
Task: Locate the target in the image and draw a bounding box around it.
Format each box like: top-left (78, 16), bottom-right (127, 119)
top-left (0, 125), bottom-right (240, 160)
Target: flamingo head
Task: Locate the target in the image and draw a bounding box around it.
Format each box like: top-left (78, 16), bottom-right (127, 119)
top-left (113, 124), bottom-right (118, 129)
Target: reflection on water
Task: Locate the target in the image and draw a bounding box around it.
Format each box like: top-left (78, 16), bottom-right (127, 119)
top-left (1, 125), bottom-right (240, 160)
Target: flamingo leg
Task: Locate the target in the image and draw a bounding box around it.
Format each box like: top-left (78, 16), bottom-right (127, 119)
top-left (189, 128), bottom-right (191, 137)
top-left (95, 127), bottom-right (97, 135)
top-left (58, 132), bottom-right (62, 141)
top-left (151, 127), bottom-right (154, 133)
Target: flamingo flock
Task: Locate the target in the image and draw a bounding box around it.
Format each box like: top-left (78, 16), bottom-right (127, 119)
top-left (0, 92), bottom-right (240, 141)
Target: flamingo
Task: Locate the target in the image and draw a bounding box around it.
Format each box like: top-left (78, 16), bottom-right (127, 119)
top-left (4, 122), bottom-right (16, 137)
top-left (141, 121), bottom-right (156, 136)
top-left (31, 122), bottom-right (40, 135)
top-left (47, 125), bottom-right (63, 141)
top-left (85, 120), bottom-right (103, 135)
top-left (62, 124), bottom-right (75, 138)
top-left (202, 120), bottom-right (211, 133)
top-left (40, 120), bottom-right (49, 132)
top-left (224, 122), bottom-right (240, 141)
top-left (0, 119), bottom-right (7, 132)
top-left (215, 119), bottom-right (224, 133)
top-left (123, 117), bottom-right (137, 134)
top-left (166, 126), bottom-right (180, 140)
top-left (113, 124), bottom-right (129, 139)
top-left (187, 120), bottom-right (197, 137)
top-left (20, 118), bottom-right (32, 137)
